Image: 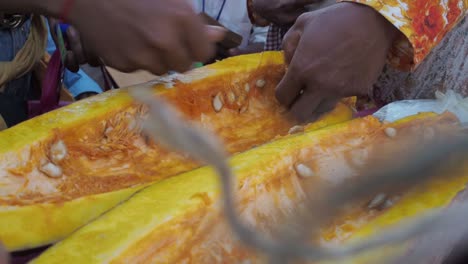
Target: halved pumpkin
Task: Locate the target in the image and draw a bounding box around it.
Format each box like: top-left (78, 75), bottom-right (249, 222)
top-left (31, 112), bottom-right (466, 263)
top-left (0, 52), bottom-right (353, 251)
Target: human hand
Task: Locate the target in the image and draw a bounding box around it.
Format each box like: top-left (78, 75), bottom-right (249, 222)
top-left (252, 0), bottom-right (322, 25)
top-left (228, 43), bottom-right (265, 56)
top-left (277, 3), bottom-right (398, 123)
top-left (65, 0), bottom-right (225, 75)
top-left (48, 18), bottom-right (101, 72)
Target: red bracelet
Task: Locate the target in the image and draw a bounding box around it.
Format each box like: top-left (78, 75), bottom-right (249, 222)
top-left (59, 0), bottom-right (76, 22)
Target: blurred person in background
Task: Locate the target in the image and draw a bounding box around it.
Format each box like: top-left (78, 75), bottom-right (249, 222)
top-left (191, 0), bottom-right (268, 60)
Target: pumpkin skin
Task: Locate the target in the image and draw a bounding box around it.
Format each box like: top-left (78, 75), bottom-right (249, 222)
top-left (0, 52), bottom-right (353, 251)
top-left (31, 112), bottom-right (466, 263)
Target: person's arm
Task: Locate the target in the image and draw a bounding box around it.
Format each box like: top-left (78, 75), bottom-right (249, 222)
top-left (0, 0), bottom-right (62, 17)
top-left (1, 0), bottom-right (225, 76)
top-left (339, 0), bottom-right (467, 70)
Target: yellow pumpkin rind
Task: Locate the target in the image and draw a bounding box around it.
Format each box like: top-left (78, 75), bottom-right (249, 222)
top-left (31, 113), bottom-right (462, 264)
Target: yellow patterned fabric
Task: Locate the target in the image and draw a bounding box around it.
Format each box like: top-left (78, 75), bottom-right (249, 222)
top-left (340, 0), bottom-right (467, 70)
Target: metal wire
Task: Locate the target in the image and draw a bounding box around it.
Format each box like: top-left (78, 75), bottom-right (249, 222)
top-left (130, 88), bottom-right (468, 263)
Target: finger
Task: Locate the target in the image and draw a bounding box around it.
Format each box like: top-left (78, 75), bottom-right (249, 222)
top-left (47, 18), bottom-right (59, 46)
top-left (315, 97), bottom-right (339, 116)
top-left (282, 28), bottom-right (302, 65)
top-left (205, 25), bottom-right (227, 43)
top-left (80, 40), bottom-right (102, 67)
top-left (66, 26), bottom-right (86, 65)
top-left (65, 51), bottom-right (80, 72)
top-left (295, 0), bottom-right (325, 6)
top-left (183, 16), bottom-right (217, 62)
top-left (276, 65), bottom-right (305, 107)
top-left (228, 48), bottom-right (238, 56)
top-left (139, 51), bottom-right (168, 76)
top-left (161, 38), bottom-right (192, 73)
top-left (289, 90), bottom-right (323, 123)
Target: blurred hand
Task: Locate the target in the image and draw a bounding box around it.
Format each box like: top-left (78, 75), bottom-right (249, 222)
top-left (49, 18), bottom-right (101, 72)
top-left (252, 0), bottom-right (321, 25)
top-left (228, 43), bottom-right (265, 56)
top-left (277, 3), bottom-right (398, 123)
top-left (63, 0), bottom-right (225, 75)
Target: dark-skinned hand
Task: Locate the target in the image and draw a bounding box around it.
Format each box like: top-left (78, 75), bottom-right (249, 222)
top-left (48, 18), bottom-right (101, 73)
top-left (277, 2), bottom-right (398, 123)
top-left (252, 0), bottom-right (325, 26)
top-left (51, 0), bottom-right (226, 75)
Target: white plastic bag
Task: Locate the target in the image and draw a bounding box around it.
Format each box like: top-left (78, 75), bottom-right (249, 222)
top-left (373, 90), bottom-right (468, 124)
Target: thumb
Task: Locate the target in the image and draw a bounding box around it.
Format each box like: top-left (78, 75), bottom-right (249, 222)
top-left (205, 25), bottom-right (227, 43)
top-left (275, 63), bottom-right (305, 108)
top-left (282, 28), bottom-right (301, 66)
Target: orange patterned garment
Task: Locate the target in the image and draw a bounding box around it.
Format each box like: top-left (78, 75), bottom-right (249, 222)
top-left (340, 0), bottom-right (467, 70)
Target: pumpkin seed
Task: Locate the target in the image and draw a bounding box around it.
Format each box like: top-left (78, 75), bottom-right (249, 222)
top-left (244, 83), bottom-right (250, 92)
top-left (295, 163), bottom-right (315, 178)
top-left (288, 125), bottom-right (304, 134)
top-left (368, 193), bottom-right (387, 210)
top-left (40, 162), bottom-right (63, 178)
top-left (384, 127), bottom-right (397, 138)
top-left (255, 79), bottom-right (266, 88)
top-left (239, 105), bottom-right (248, 114)
top-left (105, 127), bottom-right (114, 136)
top-left (50, 140), bottom-right (67, 163)
top-left (227, 91), bottom-right (236, 104)
top-left (212, 93), bottom-right (224, 112)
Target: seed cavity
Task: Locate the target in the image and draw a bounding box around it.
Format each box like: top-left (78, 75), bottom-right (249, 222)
top-left (50, 140), bottom-right (67, 163)
top-left (213, 93), bottom-right (224, 112)
top-left (40, 162), bottom-right (63, 178)
top-left (255, 79), bottom-right (266, 88)
top-left (368, 193), bottom-right (387, 210)
top-left (384, 127), bottom-right (397, 138)
top-left (295, 163), bottom-right (315, 178)
top-left (288, 125), bottom-right (304, 135)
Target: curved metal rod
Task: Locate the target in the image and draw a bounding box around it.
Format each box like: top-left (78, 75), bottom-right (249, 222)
top-left (130, 87), bottom-right (468, 263)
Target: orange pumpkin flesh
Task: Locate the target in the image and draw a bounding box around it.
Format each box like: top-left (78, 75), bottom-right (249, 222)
top-left (0, 52), bottom-right (353, 251)
top-left (32, 112), bottom-right (466, 263)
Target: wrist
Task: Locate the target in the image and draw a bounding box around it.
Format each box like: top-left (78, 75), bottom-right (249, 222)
top-left (34, 0), bottom-right (64, 17)
top-left (36, 0), bottom-right (84, 23)
top-left (343, 2), bottom-right (399, 46)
